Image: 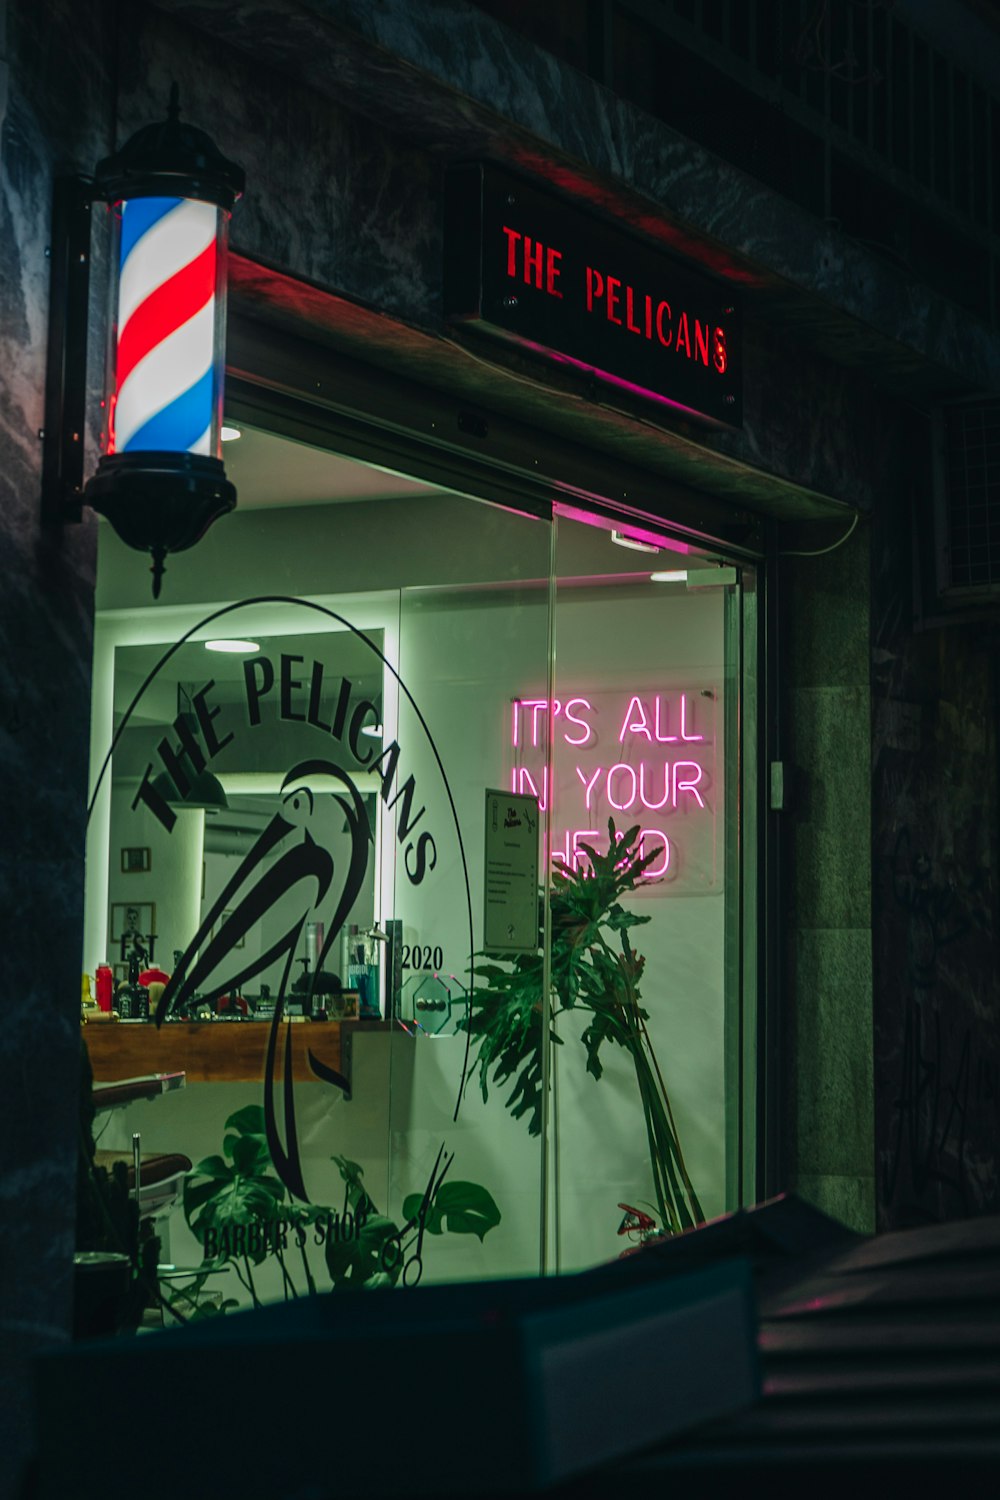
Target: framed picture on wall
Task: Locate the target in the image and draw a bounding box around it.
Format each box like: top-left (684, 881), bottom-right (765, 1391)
top-left (120, 846), bottom-right (151, 873)
top-left (110, 902), bottom-right (156, 945)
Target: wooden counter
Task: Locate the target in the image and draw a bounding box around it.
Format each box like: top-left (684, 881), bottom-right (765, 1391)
top-left (82, 1018), bottom-right (387, 1087)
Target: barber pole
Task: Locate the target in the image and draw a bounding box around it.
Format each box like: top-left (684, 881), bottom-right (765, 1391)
top-left (111, 196), bottom-right (222, 458)
top-left (84, 89), bottom-right (243, 597)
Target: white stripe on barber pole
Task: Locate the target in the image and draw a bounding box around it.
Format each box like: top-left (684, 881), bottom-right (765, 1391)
top-left (114, 300), bottom-right (215, 451)
top-left (187, 422), bottom-right (212, 457)
top-left (117, 199), bottom-right (217, 332)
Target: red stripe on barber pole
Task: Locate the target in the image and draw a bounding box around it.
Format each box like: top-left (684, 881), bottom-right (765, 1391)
top-left (116, 239), bottom-right (217, 392)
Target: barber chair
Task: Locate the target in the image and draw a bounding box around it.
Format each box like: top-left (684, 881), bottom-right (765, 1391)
top-left (91, 1072), bottom-right (192, 1251)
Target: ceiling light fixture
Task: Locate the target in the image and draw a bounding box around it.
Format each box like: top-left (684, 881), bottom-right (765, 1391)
top-left (649, 569), bottom-right (688, 583)
top-left (204, 638), bottom-right (260, 653)
top-left (221, 425), bottom-right (242, 442)
top-left (217, 771), bottom-right (382, 796)
top-left (360, 722), bottom-right (384, 738)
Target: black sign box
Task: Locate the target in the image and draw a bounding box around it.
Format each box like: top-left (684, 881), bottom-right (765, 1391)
top-left (38, 1257), bottom-right (757, 1497)
top-left (445, 163), bottom-right (742, 427)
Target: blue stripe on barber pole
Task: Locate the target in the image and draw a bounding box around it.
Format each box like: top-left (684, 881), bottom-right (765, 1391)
top-left (119, 196), bottom-right (184, 268)
top-left (121, 366), bottom-right (216, 454)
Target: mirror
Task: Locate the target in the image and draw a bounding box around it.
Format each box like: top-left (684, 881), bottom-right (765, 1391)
top-left (106, 630), bottom-right (385, 1014)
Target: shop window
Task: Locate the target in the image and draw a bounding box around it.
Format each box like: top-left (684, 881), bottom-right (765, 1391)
top-left (82, 423), bottom-right (754, 1314)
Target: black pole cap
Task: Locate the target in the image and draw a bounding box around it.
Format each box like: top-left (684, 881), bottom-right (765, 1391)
top-left (94, 84), bottom-right (244, 211)
top-left (85, 451), bottom-right (237, 599)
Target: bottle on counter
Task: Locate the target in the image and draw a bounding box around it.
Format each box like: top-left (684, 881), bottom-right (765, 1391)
top-left (117, 951), bottom-right (150, 1021)
top-left (217, 992), bottom-right (249, 1017)
top-left (95, 963), bottom-right (113, 1014)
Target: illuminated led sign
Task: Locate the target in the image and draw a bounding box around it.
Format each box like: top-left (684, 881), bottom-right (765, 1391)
top-left (509, 690), bottom-right (719, 891)
top-left (445, 164), bottom-right (741, 427)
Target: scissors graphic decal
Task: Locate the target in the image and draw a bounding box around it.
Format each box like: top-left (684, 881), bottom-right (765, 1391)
top-left (380, 1142), bottom-right (455, 1287)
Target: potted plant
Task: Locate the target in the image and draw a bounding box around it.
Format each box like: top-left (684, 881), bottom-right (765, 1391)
top-left (462, 820), bottom-right (704, 1236)
top-left (182, 1106), bottom-right (502, 1300)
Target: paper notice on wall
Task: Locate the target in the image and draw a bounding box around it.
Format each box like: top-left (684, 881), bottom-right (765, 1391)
top-left (484, 790), bottom-right (539, 953)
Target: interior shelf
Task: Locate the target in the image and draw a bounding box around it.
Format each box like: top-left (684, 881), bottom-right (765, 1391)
top-left (82, 1018), bottom-right (389, 1087)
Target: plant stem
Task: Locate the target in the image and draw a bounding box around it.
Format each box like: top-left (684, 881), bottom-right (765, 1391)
top-left (298, 1238), bottom-right (318, 1296)
top-left (636, 1011), bottom-right (705, 1223)
top-left (632, 1053), bottom-right (671, 1228)
top-left (275, 1244), bottom-right (298, 1300)
top-left (240, 1254), bottom-right (261, 1309)
top-left (617, 950), bottom-right (702, 1231)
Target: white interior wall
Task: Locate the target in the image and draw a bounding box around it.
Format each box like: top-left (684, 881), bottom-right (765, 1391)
top-left (547, 580), bottom-right (727, 1267)
top-left (107, 791), bottom-right (204, 973)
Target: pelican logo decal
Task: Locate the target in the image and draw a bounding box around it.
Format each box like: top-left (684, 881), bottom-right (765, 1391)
top-left (88, 597), bottom-right (476, 1207)
top-left (156, 761), bottom-right (372, 1201)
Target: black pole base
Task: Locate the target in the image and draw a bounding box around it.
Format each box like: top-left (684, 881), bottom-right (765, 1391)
top-left (85, 451), bottom-right (237, 598)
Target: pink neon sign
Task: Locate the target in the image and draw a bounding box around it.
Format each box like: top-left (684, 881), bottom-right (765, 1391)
top-left (570, 760), bottom-right (705, 812)
top-left (618, 694), bottom-right (703, 744)
top-left (552, 827), bottom-right (670, 879)
top-left (512, 693), bottom-right (706, 749)
top-left (509, 690), bottom-right (715, 885)
top-left (512, 696), bottom-right (595, 749)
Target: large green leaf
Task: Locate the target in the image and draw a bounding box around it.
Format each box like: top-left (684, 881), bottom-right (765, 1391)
top-left (225, 1104), bottom-right (267, 1137)
top-left (227, 1131), bottom-right (272, 1177)
top-left (183, 1150), bottom-right (286, 1265)
top-left (606, 903), bottom-right (651, 933)
top-left (401, 1180), bottom-right (501, 1242)
top-left (324, 1213), bottom-right (401, 1287)
top-left (187, 1154), bottom-right (230, 1184)
top-left (331, 1155), bottom-right (378, 1217)
top-left (459, 820), bottom-right (703, 1235)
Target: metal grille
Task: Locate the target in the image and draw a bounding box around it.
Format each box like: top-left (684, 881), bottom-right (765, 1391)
top-left (628, 0), bottom-right (998, 326)
top-left (471, 0), bottom-right (1000, 328)
top-left (945, 402), bottom-right (1000, 587)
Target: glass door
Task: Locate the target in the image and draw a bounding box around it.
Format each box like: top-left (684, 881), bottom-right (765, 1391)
top-left (542, 514), bottom-right (750, 1269)
top-left (386, 498), bottom-right (554, 1281)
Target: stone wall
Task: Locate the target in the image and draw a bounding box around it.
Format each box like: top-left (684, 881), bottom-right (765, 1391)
top-left (781, 514), bottom-right (874, 1233)
top-left (0, 0), bottom-right (111, 1487)
top-left (871, 428), bottom-right (1000, 1230)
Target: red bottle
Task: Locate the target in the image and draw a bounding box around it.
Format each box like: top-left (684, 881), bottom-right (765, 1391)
top-left (95, 964), bottom-right (113, 1014)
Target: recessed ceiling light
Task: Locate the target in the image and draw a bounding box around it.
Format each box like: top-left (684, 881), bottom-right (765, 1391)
top-left (221, 425), bottom-right (242, 442)
top-left (611, 529), bottom-right (660, 554)
top-left (204, 639), bottom-right (260, 653)
top-left (360, 722), bottom-right (384, 738)
top-left (649, 570), bottom-right (688, 583)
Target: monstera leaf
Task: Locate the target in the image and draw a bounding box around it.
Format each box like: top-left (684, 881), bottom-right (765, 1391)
top-left (183, 1124), bottom-right (502, 1298)
top-left (324, 1213), bottom-right (402, 1288)
top-left (326, 1156), bottom-right (501, 1285)
top-left (325, 1157), bottom-right (401, 1286)
top-left (331, 1155), bottom-right (377, 1217)
top-left (401, 1180), bottom-right (502, 1241)
top-left (183, 1158), bottom-right (286, 1264)
top-left (184, 1105), bottom-right (286, 1264)
top-left (460, 820), bottom-right (704, 1235)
